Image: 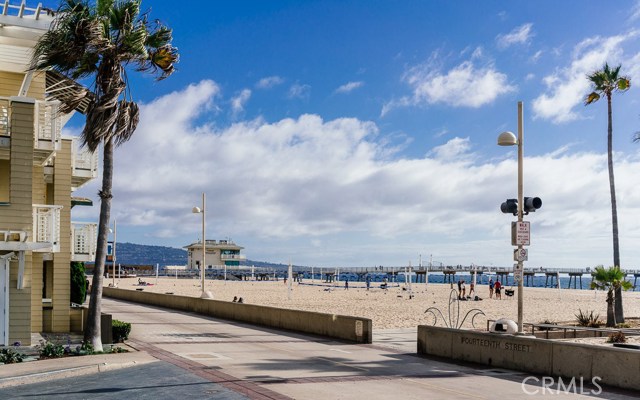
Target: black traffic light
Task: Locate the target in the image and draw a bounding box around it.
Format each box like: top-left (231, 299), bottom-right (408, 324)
top-left (500, 197), bottom-right (542, 215)
top-left (500, 199), bottom-right (518, 215)
top-left (523, 197), bottom-right (542, 213)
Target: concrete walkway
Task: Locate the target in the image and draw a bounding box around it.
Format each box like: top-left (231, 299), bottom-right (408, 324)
top-left (0, 298), bottom-right (638, 399)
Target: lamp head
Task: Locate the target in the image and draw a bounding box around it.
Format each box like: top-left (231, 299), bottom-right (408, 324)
top-left (192, 206), bottom-right (202, 214)
top-left (497, 131), bottom-right (518, 146)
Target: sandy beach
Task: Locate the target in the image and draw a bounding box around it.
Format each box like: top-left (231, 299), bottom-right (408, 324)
top-left (105, 276), bottom-right (640, 331)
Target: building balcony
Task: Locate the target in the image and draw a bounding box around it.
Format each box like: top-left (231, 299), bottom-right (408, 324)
top-left (32, 204), bottom-right (62, 253)
top-left (0, 98), bottom-right (62, 165)
top-left (220, 254), bottom-right (246, 261)
top-left (33, 100), bottom-right (62, 165)
top-left (71, 222), bottom-right (97, 262)
top-left (71, 139), bottom-right (98, 189)
top-left (0, 98), bottom-right (10, 161)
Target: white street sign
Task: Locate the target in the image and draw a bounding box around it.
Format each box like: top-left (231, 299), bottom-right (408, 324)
top-left (511, 221), bottom-right (530, 246)
top-left (513, 248), bottom-right (528, 262)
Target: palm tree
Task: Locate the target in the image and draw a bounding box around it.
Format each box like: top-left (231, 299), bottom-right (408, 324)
top-left (590, 265), bottom-right (632, 327)
top-left (585, 63), bottom-right (630, 323)
top-left (31, 0), bottom-right (178, 351)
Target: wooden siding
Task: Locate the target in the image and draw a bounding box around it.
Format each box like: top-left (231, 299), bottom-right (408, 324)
top-left (51, 139), bottom-right (71, 332)
top-left (0, 71), bottom-right (46, 99)
top-left (3, 99), bottom-right (34, 344)
top-left (0, 159), bottom-right (8, 202)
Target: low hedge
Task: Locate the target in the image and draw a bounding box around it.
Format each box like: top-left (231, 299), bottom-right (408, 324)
top-left (112, 320), bottom-right (131, 343)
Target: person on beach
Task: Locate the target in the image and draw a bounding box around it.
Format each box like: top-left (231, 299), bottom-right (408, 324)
top-left (461, 280), bottom-right (466, 300)
top-left (366, 275), bottom-right (371, 290)
top-left (457, 279), bottom-right (463, 299)
top-left (469, 282), bottom-right (475, 299)
top-left (345, 279), bottom-right (349, 290)
top-left (489, 278), bottom-right (494, 299)
top-left (494, 280), bottom-right (502, 299)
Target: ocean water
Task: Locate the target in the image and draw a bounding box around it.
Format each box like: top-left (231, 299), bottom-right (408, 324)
top-left (302, 272), bottom-right (639, 291)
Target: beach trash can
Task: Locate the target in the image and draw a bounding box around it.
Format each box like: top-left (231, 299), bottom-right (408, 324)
top-left (490, 318), bottom-right (517, 334)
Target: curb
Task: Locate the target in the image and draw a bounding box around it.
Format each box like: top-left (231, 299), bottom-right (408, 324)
top-left (0, 360), bottom-right (153, 388)
top-left (0, 351), bottom-right (158, 388)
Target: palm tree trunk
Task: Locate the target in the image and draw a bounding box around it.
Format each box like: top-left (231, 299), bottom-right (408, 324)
top-left (84, 138), bottom-right (114, 352)
top-left (607, 94), bottom-right (624, 323)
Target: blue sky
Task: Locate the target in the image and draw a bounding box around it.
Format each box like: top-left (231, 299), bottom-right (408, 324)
top-left (47, 0), bottom-right (640, 268)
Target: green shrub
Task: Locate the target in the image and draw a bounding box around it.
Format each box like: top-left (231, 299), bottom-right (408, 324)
top-left (112, 320), bottom-right (131, 343)
top-left (37, 340), bottom-right (65, 359)
top-left (70, 262), bottom-right (87, 305)
top-left (0, 348), bottom-right (24, 364)
top-left (607, 331), bottom-right (627, 344)
top-left (575, 309), bottom-right (602, 328)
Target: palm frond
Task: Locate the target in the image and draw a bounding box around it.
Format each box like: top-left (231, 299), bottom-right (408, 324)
top-left (585, 92), bottom-right (600, 105)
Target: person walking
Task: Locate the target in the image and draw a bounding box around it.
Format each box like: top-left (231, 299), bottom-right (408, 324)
top-left (494, 280), bottom-right (502, 300)
top-left (489, 278), bottom-right (494, 299)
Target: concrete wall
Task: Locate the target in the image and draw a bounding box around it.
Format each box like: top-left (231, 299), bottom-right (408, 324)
top-left (104, 287), bottom-right (372, 344)
top-left (417, 325), bottom-right (640, 391)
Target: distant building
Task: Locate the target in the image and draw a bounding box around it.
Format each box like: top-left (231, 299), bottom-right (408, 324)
top-left (184, 239), bottom-right (245, 270)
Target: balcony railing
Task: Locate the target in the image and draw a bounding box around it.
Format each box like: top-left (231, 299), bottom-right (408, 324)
top-left (0, 97), bottom-right (62, 164)
top-left (220, 254), bottom-right (246, 261)
top-left (34, 100), bottom-right (61, 151)
top-left (71, 139), bottom-right (98, 188)
top-left (0, 98), bottom-right (8, 137)
top-left (32, 204), bottom-right (62, 252)
top-left (71, 222), bottom-right (97, 262)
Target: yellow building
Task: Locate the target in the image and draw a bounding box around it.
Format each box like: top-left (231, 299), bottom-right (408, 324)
top-left (0, 2), bottom-right (97, 345)
top-left (185, 239), bottom-right (246, 270)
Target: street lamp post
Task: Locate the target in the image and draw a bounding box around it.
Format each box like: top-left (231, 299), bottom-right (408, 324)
top-left (192, 193), bottom-right (213, 299)
top-left (498, 101), bottom-right (525, 334)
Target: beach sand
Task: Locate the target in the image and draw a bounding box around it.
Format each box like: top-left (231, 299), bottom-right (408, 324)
top-left (107, 277), bottom-right (640, 330)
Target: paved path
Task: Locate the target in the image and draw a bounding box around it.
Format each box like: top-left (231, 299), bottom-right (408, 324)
top-left (2, 297), bottom-right (639, 399)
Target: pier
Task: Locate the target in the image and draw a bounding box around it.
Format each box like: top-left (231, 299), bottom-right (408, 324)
top-left (159, 264), bottom-right (640, 290)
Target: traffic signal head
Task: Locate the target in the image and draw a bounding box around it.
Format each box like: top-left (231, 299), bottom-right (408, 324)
top-left (500, 197), bottom-right (542, 215)
top-left (524, 197), bottom-right (542, 213)
top-left (500, 199), bottom-right (518, 215)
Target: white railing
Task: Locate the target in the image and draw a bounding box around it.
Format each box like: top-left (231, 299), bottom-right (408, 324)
top-left (34, 100), bottom-right (61, 150)
top-left (0, 98), bottom-right (9, 137)
top-left (1, 1), bottom-right (50, 19)
top-left (71, 222), bottom-right (97, 261)
top-left (220, 254), bottom-right (246, 261)
top-left (32, 204), bottom-right (62, 252)
top-left (72, 140), bottom-right (98, 178)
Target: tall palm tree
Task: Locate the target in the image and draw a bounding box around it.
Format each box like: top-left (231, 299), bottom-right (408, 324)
top-left (590, 265), bottom-right (632, 327)
top-left (585, 63), bottom-right (630, 324)
top-left (31, 0), bottom-right (178, 351)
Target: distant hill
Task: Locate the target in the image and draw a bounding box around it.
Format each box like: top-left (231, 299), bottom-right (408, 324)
top-left (111, 242), bottom-right (187, 266)
top-left (104, 242), bottom-right (291, 269)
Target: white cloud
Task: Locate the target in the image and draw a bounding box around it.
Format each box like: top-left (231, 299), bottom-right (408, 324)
top-left (383, 58), bottom-right (515, 114)
top-left (631, 1), bottom-right (640, 21)
top-left (72, 80), bottom-right (640, 268)
top-left (288, 83), bottom-right (311, 99)
top-left (496, 23), bottom-right (534, 49)
top-left (231, 89), bottom-right (251, 116)
top-left (335, 81), bottom-right (364, 94)
top-left (530, 50), bottom-right (543, 63)
top-left (532, 32), bottom-right (637, 124)
top-left (429, 137), bottom-right (472, 160)
top-left (256, 76), bottom-right (284, 89)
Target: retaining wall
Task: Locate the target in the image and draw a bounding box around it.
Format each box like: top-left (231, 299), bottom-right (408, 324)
top-left (103, 287), bottom-right (372, 343)
top-left (417, 325), bottom-right (640, 391)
